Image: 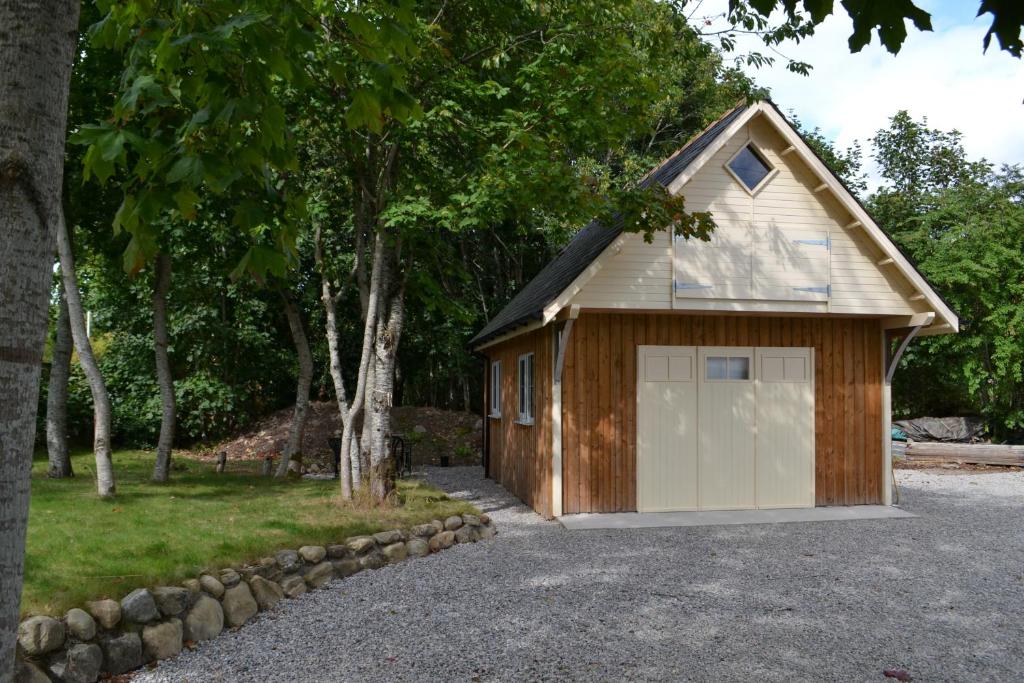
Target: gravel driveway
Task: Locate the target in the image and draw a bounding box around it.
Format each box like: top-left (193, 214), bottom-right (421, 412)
top-left (135, 467), bottom-right (1024, 682)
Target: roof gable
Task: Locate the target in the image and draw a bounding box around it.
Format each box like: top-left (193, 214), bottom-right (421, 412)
top-left (472, 101), bottom-right (957, 350)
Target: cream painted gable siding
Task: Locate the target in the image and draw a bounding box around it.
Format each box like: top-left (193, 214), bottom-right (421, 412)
top-left (569, 116), bottom-right (925, 317)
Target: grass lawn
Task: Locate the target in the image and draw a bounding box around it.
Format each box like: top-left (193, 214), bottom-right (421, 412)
top-left (24, 450), bottom-right (477, 617)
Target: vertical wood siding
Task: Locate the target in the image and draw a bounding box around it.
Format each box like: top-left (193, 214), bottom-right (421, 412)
top-left (559, 313), bottom-right (883, 514)
top-left (484, 327), bottom-right (553, 518)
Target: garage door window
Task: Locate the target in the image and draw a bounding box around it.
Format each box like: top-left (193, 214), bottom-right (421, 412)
top-left (706, 355), bottom-right (750, 381)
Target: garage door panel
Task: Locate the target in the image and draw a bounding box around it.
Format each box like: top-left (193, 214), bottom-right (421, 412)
top-left (756, 347), bottom-right (815, 508)
top-left (698, 346), bottom-right (756, 510)
top-left (637, 346), bottom-right (698, 511)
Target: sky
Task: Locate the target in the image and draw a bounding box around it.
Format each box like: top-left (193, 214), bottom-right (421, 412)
top-left (698, 0), bottom-right (1024, 188)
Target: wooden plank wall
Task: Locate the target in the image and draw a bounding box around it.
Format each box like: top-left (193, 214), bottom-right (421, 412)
top-left (560, 313), bottom-right (883, 513)
top-left (484, 327), bottom-right (553, 518)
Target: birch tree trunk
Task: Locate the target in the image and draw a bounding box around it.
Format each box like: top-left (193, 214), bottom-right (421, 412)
top-left (151, 252), bottom-right (175, 482)
top-left (277, 294), bottom-right (314, 477)
top-left (338, 233), bottom-right (385, 499)
top-left (0, 2), bottom-right (79, 678)
top-left (56, 208), bottom-right (115, 497)
top-left (46, 279), bottom-right (73, 478)
top-left (369, 246), bottom-right (407, 502)
top-left (315, 226), bottom-right (360, 493)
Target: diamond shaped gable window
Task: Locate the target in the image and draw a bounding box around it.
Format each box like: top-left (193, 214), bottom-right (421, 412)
top-left (727, 144), bottom-right (773, 192)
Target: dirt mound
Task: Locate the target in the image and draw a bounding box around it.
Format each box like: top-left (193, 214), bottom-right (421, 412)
top-left (201, 402), bottom-right (482, 468)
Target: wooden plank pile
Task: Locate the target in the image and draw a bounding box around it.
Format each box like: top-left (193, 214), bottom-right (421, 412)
top-left (905, 441), bottom-right (1024, 467)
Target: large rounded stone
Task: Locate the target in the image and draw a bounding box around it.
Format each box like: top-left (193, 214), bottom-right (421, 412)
top-left (428, 530), bottom-right (456, 552)
top-left (346, 536), bottom-right (376, 555)
top-left (181, 578), bottom-right (202, 595)
top-left (17, 616), bottom-right (64, 655)
top-left (183, 595), bottom-right (223, 642)
top-left (443, 515), bottom-right (463, 531)
top-left (304, 561), bottom-right (334, 589)
top-left (221, 583), bottom-right (258, 627)
top-left (298, 545), bottom-right (326, 564)
top-left (121, 588), bottom-right (159, 624)
top-left (101, 632), bottom-right (142, 675)
top-left (86, 599), bottom-right (121, 630)
top-left (219, 568), bottom-right (241, 588)
top-left (358, 550), bottom-right (386, 570)
top-left (326, 544), bottom-right (350, 560)
top-left (15, 659), bottom-right (50, 683)
top-left (430, 519), bottom-right (444, 534)
top-left (142, 618), bottom-right (182, 661)
top-left (478, 524), bottom-right (497, 540)
top-left (410, 523), bottom-right (436, 538)
top-left (462, 514), bottom-right (481, 527)
top-left (479, 513), bottom-right (491, 525)
top-left (65, 607), bottom-right (96, 641)
top-left (47, 643), bottom-right (102, 683)
top-left (280, 574), bottom-right (307, 599)
top-left (275, 549), bottom-right (302, 573)
top-left (455, 524), bottom-right (479, 544)
top-left (382, 542), bottom-right (408, 563)
top-left (331, 558), bottom-right (361, 578)
top-left (152, 586), bottom-right (190, 617)
top-left (372, 529), bottom-right (404, 545)
top-left (199, 574), bottom-right (225, 598)
top-left (249, 576), bottom-right (284, 611)
top-left (406, 538), bottom-right (430, 558)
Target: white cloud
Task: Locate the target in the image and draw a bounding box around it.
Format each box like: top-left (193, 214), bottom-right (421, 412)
top-left (697, 1), bottom-right (1024, 188)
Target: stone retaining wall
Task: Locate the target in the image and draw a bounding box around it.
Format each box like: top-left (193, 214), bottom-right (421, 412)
top-left (15, 513), bottom-right (496, 683)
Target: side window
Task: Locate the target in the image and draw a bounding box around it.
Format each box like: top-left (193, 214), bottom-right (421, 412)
top-left (489, 361), bottom-right (502, 417)
top-left (518, 353), bottom-right (534, 424)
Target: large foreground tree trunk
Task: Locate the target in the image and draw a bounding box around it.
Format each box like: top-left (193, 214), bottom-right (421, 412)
top-left (276, 294), bottom-right (314, 477)
top-left (0, 2), bottom-right (80, 679)
top-left (56, 209), bottom-right (115, 497)
top-left (46, 278), bottom-right (73, 478)
top-left (151, 252), bottom-right (175, 482)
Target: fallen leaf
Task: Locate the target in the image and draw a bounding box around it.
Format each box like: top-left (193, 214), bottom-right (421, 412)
top-left (884, 669), bottom-right (912, 681)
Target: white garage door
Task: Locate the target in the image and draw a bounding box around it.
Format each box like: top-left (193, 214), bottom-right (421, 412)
top-left (637, 345), bottom-right (814, 512)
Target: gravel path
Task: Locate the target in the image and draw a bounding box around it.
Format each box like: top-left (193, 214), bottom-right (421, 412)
top-left (135, 467), bottom-right (1024, 682)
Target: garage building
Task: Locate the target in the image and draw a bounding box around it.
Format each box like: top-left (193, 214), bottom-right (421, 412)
top-left (470, 100), bottom-right (958, 519)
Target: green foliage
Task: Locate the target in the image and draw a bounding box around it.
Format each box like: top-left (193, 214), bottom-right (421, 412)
top-left (868, 112), bottom-right (1024, 440)
top-left (733, 0), bottom-right (1023, 58)
top-left (24, 450), bottom-right (478, 616)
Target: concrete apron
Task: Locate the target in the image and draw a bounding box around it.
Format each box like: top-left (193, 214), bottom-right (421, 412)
top-left (558, 505), bottom-right (917, 530)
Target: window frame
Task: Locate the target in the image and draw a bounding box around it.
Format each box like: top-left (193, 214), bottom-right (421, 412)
top-left (724, 142), bottom-right (777, 196)
top-left (705, 355), bottom-right (752, 382)
top-left (489, 360), bottom-right (502, 418)
top-left (517, 352), bottom-right (535, 425)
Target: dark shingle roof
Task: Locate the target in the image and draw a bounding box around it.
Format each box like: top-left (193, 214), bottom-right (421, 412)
top-left (470, 103), bottom-right (749, 348)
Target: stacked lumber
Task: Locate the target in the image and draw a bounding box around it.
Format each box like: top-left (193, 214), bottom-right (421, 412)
top-left (905, 441), bottom-right (1024, 467)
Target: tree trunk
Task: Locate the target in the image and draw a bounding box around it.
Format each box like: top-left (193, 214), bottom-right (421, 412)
top-left (369, 249), bottom-right (407, 502)
top-left (151, 252), bottom-right (175, 482)
top-left (56, 208), bottom-right (115, 497)
top-left (46, 278), bottom-right (73, 478)
top-left (338, 233), bottom-right (385, 499)
top-left (359, 359), bottom-right (375, 486)
top-left (0, 3), bottom-right (79, 678)
top-left (315, 225), bottom-right (360, 494)
top-left (276, 294), bottom-right (313, 477)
